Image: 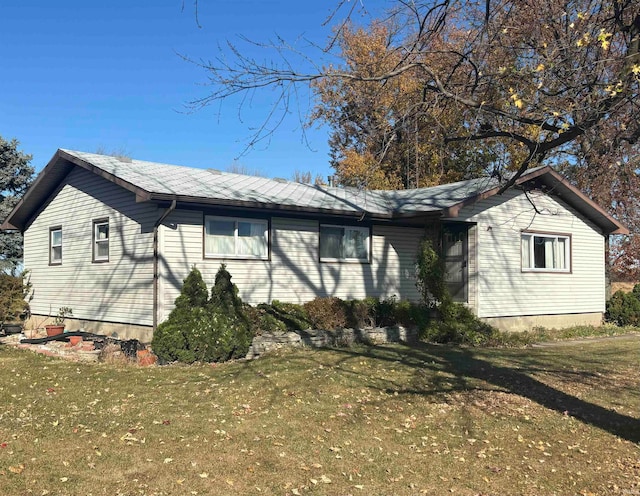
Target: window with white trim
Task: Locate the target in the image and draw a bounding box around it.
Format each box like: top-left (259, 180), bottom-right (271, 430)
top-left (521, 232), bottom-right (570, 272)
top-left (93, 219), bottom-right (109, 262)
top-left (50, 227), bottom-right (62, 265)
top-left (204, 216), bottom-right (268, 259)
top-left (319, 224), bottom-right (370, 262)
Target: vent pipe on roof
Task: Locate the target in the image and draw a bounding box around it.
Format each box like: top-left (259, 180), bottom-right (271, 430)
top-left (327, 175), bottom-right (334, 187)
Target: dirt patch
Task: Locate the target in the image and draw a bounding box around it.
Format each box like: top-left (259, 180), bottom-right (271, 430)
top-left (611, 281), bottom-right (638, 293)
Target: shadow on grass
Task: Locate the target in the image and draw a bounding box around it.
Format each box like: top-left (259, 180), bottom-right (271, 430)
top-left (325, 341), bottom-right (640, 444)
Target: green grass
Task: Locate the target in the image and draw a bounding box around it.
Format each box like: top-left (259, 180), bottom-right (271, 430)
top-left (1, 335), bottom-right (639, 495)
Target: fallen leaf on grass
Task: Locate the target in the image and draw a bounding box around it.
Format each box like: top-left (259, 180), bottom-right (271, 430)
top-left (8, 464), bottom-right (24, 474)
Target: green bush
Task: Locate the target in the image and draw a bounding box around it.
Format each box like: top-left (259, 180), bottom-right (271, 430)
top-left (416, 238), bottom-right (448, 307)
top-left (413, 234), bottom-right (499, 345)
top-left (244, 301), bottom-right (313, 335)
top-left (0, 272), bottom-right (30, 324)
top-left (152, 265), bottom-right (253, 363)
top-left (422, 301), bottom-right (499, 345)
top-left (606, 287), bottom-right (640, 326)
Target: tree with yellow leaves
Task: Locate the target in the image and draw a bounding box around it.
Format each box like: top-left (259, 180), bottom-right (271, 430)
top-left (191, 0), bottom-right (639, 275)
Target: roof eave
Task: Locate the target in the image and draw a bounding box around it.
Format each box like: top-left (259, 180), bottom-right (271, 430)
top-left (147, 192), bottom-right (393, 220)
top-left (443, 166), bottom-right (628, 235)
top-left (1, 149), bottom-right (155, 232)
top-left (58, 150), bottom-right (152, 200)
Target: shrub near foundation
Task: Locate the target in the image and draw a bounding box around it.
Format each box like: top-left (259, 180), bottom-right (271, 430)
top-left (152, 265), bottom-right (253, 363)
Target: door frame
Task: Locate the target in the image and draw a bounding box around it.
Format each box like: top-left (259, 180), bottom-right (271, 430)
top-left (442, 223), bottom-right (469, 303)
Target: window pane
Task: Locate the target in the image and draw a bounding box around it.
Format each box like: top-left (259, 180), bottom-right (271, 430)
top-left (206, 220), bottom-right (235, 255)
top-left (533, 237), bottom-right (547, 268)
top-left (96, 241), bottom-right (109, 259)
top-left (51, 229), bottom-right (62, 246)
top-left (51, 246), bottom-right (62, 262)
top-left (320, 226), bottom-right (343, 259)
top-left (444, 231), bottom-right (463, 257)
top-left (525, 234), bottom-right (569, 271)
top-left (96, 223), bottom-right (109, 240)
top-left (237, 221), bottom-right (266, 257)
top-left (557, 238), bottom-right (566, 269)
top-left (343, 228), bottom-right (367, 259)
top-left (545, 238), bottom-right (556, 268)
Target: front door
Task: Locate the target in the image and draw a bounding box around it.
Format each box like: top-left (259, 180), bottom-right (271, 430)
top-left (443, 225), bottom-right (468, 302)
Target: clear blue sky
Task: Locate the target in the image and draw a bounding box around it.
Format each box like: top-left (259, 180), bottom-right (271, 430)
top-left (0, 1), bottom-right (380, 178)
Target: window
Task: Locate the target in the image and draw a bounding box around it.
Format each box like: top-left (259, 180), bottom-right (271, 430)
top-left (320, 224), bottom-right (370, 262)
top-left (93, 219), bottom-right (109, 262)
top-left (204, 216), bottom-right (268, 259)
top-left (49, 227), bottom-right (62, 265)
top-left (521, 232), bottom-right (570, 272)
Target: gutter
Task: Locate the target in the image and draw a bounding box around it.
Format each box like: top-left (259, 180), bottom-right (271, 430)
top-left (153, 199), bottom-right (177, 332)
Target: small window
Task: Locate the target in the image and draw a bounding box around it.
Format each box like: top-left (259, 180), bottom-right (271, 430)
top-left (320, 224), bottom-right (370, 262)
top-left (522, 232), bottom-right (570, 272)
top-left (49, 227), bottom-right (62, 265)
top-left (93, 219), bottom-right (109, 262)
top-left (204, 216), bottom-right (268, 259)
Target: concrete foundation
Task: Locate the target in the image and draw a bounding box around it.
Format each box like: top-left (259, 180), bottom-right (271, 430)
top-left (483, 312), bottom-right (604, 332)
top-left (26, 315), bottom-right (153, 343)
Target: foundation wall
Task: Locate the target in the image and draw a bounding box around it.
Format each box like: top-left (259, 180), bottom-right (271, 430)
top-left (483, 312), bottom-right (603, 332)
top-left (26, 315), bottom-right (153, 343)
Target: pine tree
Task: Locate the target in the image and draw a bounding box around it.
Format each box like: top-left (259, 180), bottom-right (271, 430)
top-left (0, 137), bottom-right (34, 274)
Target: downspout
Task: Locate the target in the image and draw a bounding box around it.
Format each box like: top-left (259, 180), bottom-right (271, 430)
top-left (153, 199), bottom-right (177, 332)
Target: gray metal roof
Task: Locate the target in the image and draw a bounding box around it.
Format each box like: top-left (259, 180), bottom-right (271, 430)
top-left (1, 149), bottom-right (628, 235)
top-left (60, 149), bottom-right (393, 216)
top-left (60, 149), bottom-right (511, 217)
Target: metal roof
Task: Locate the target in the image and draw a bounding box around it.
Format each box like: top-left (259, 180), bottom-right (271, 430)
top-left (0, 149), bottom-right (628, 235)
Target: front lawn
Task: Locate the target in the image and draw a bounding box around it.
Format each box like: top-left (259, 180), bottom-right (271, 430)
top-left (1, 336), bottom-right (638, 495)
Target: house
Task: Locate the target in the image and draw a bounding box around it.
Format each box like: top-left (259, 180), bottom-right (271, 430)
top-left (1, 149), bottom-right (627, 341)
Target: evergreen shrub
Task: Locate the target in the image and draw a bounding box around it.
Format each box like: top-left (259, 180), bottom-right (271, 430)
top-left (152, 265), bottom-right (253, 363)
top-left (606, 286), bottom-right (640, 326)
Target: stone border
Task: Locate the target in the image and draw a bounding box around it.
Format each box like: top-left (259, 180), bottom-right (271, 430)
top-left (246, 326), bottom-right (417, 359)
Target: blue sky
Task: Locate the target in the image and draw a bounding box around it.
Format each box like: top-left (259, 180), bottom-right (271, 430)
top-left (1, 1), bottom-right (379, 178)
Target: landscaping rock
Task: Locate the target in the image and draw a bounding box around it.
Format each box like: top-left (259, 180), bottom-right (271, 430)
top-left (246, 326), bottom-right (417, 359)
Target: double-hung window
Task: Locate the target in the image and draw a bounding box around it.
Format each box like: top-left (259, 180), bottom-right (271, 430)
top-left (521, 232), bottom-right (570, 272)
top-left (49, 226), bottom-right (62, 265)
top-left (319, 224), bottom-right (370, 262)
top-left (204, 216), bottom-right (268, 259)
top-left (93, 219), bottom-right (110, 262)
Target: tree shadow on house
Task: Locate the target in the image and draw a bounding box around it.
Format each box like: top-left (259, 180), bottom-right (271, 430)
top-left (322, 341), bottom-right (640, 444)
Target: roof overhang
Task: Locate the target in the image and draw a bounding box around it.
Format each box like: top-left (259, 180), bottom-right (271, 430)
top-left (1, 149), bottom-right (154, 231)
top-left (442, 166), bottom-right (628, 236)
top-left (1, 151), bottom-right (628, 237)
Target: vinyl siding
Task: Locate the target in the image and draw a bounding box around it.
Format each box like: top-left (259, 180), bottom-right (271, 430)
top-left (159, 211), bottom-right (423, 320)
top-left (467, 224), bottom-right (478, 311)
top-left (454, 189), bottom-right (605, 318)
top-left (23, 167), bottom-right (157, 326)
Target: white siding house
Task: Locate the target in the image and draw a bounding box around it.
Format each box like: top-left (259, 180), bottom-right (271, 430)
top-left (22, 167), bottom-right (158, 332)
top-left (2, 149), bottom-right (627, 340)
top-left (453, 189), bottom-right (608, 330)
top-left (159, 213), bottom-right (423, 323)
